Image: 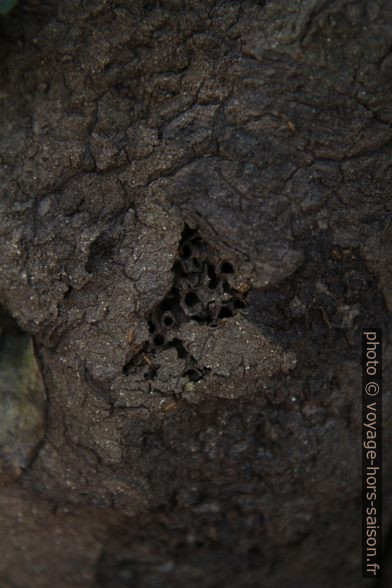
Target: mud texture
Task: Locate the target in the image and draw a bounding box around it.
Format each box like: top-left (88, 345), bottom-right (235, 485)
top-left (0, 1), bottom-right (391, 587)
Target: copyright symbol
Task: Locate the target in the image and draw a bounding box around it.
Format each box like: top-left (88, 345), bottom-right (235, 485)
top-left (365, 382), bottom-right (379, 396)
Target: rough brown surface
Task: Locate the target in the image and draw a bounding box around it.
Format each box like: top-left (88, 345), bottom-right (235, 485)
top-left (0, 1), bottom-right (391, 587)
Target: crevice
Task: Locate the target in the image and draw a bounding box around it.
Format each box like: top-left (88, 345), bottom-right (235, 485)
top-left (86, 233), bottom-right (116, 273)
top-left (122, 224), bottom-right (250, 391)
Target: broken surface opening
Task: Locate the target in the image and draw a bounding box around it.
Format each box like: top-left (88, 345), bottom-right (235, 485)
top-left (123, 224), bottom-right (250, 390)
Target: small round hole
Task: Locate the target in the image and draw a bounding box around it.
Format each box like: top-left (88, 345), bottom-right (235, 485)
top-left (160, 299), bottom-right (174, 312)
top-left (218, 307), bottom-right (233, 319)
top-left (221, 261), bottom-right (234, 274)
top-left (185, 292), bottom-right (199, 307)
top-left (148, 321), bottom-right (156, 333)
top-left (183, 368), bottom-right (202, 382)
top-left (234, 299), bottom-right (246, 309)
top-left (153, 334), bottom-right (165, 346)
top-left (163, 315), bottom-right (174, 326)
